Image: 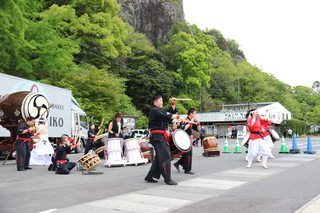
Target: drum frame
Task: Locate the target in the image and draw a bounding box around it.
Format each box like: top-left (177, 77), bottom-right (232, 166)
top-left (77, 153), bottom-right (103, 175)
top-left (103, 138), bottom-right (127, 167)
top-left (124, 138), bottom-right (148, 166)
top-left (170, 129), bottom-right (191, 159)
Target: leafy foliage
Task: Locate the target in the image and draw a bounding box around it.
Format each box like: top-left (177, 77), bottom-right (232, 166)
top-left (1, 1), bottom-right (320, 130)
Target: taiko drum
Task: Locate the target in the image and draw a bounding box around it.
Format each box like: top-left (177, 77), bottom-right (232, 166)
top-left (203, 136), bottom-right (218, 151)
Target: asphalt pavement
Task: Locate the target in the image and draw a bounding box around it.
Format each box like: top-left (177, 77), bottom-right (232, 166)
top-left (1, 136), bottom-right (320, 213)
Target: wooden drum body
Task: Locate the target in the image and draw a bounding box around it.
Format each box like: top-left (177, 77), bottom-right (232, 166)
top-left (124, 138), bottom-right (148, 165)
top-left (0, 91), bottom-right (49, 124)
top-left (140, 140), bottom-right (150, 155)
top-left (103, 138), bottom-right (127, 167)
top-left (78, 153), bottom-right (102, 171)
top-left (203, 136), bottom-right (218, 151)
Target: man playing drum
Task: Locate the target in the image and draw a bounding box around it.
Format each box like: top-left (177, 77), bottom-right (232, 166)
top-left (84, 123), bottom-right (102, 155)
top-left (144, 95), bottom-right (186, 185)
top-left (173, 108), bottom-right (200, 175)
top-left (55, 134), bottom-right (78, 175)
top-left (15, 116), bottom-right (35, 171)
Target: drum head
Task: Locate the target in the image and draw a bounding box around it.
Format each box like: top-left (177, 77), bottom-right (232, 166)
top-left (0, 91), bottom-right (49, 124)
top-left (172, 129), bottom-right (191, 151)
top-left (124, 138), bottom-right (139, 142)
top-left (271, 130), bottom-right (280, 140)
top-left (93, 133), bottom-right (108, 142)
top-left (22, 92), bottom-right (49, 120)
top-left (204, 136), bottom-right (216, 140)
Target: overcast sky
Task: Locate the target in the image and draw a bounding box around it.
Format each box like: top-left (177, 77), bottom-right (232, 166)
top-left (183, 0), bottom-right (319, 88)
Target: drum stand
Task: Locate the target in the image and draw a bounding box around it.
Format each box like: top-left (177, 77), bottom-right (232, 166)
top-left (81, 169), bottom-right (103, 175)
top-left (202, 149), bottom-right (220, 157)
top-left (77, 162), bottom-right (104, 175)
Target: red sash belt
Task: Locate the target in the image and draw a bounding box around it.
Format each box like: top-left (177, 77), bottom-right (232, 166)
top-left (150, 130), bottom-right (170, 145)
top-left (16, 137), bottom-right (30, 145)
top-left (56, 160), bottom-right (67, 164)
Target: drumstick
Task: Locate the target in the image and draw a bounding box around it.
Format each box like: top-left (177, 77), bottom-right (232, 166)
top-left (40, 104), bottom-right (55, 117)
top-left (139, 135), bottom-right (147, 140)
top-left (169, 98), bottom-right (192, 101)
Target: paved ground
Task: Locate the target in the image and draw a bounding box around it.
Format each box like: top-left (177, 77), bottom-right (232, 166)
top-left (1, 136), bottom-right (320, 213)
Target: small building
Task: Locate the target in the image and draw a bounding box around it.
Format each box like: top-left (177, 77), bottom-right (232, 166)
top-left (180, 102), bottom-right (291, 138)
top-left (122, 115), bottom-right (138, 130)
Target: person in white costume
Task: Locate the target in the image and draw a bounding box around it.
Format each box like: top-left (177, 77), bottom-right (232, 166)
top-left (29, 117), bottom-right (54, 165)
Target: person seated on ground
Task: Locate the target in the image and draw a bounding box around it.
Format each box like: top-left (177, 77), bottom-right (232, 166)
top-left (55, 134), bottom-right (78, 175)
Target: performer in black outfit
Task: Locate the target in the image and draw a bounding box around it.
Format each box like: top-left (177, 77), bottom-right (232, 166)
top-left (107, 112), bottom-right (124, 138)
top-left (174, 108), bottom-right (200, 175)
top-left (144, 95), bottom-right (186, 185)
top-left (55, 134), bottom-right (77, 174)
top-left (84, 123), bottom-right (101, 154)
top-left (16, 116), bottom-right (35, 171)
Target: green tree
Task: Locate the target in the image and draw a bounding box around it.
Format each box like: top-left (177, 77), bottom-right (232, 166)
top-left (0, 0), bottom-right (35, 77)
top-left (312, 81), bottom-right (320, 93)
top-left (123, 59), bottom-right (174, 116)
top-left (306, 105), bottom-right (320, 125)
top-left (70, 65), bottom-right (128, 120)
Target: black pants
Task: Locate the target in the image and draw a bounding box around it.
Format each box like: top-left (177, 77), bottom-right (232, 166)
top-left (200, 136), bottom-right (205, 146)
top-left (16, 141), bottom-right (30, 170)
top-left (84, 139), bottom-right (94, 154)
top-left (176, 147), bottom-right (193, 172)
top-left (56, 160), bottom-right (76, 174)
top-left (146, 134), bottom-right (172, 181)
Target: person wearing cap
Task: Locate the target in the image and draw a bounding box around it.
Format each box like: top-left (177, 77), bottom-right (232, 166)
top-left (144, 95), bottom-right (186, 185)
top-left (84, 123), bottom-right (102, 155)
top-left (245, 109), bottom-right (271, 169)
top-left (173, 108), bottom-right (200, 175)
top-left (55, 134), bottom-right (78, 174)
top-left (30, 117), bottom-right (54, 165)
top-left (15, 116), bottom-right (35, 171)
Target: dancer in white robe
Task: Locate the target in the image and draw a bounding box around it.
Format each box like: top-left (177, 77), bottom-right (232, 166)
top-left (30, 117), bottom-right (54, 165)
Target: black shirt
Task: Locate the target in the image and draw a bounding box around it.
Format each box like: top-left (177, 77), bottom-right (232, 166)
top-left (149, 106), bottom-right (177, 131)
top-left (17, 123), bottom-right (32, 138)
top-left (56, 144), bottom-right (71, 160)
top-left (180, 116), bottom-right (199, 136)
top-left (88, 128), bottom-right (98, 138)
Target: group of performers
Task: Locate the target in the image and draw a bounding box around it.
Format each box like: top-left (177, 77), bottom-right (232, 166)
top-left (14, 93), bottom-right (278, 179)
top-left (144, 95), bottom-right (201, 185)
top-left (15, 116), bottom-right (78, 174)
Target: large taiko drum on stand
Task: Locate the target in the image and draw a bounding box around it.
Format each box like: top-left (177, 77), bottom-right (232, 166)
top-left (124, 138), bottom-right (148, 165)
top-left (0, 92), bottom-right (49, 162)
top-left (203, 137), bottom-right (218, 151)
top-left (103, 138), bottom-right (127, 167)
top-left (170, 129), bottom-right (191, 159)
top-left (202, 136), bottom-right (220, 157)
top-left (0, 91), bottom-right (50, 124)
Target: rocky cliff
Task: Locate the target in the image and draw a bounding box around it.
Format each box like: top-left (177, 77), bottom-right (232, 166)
top-left (116, 0), bottom-right (185, 46)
